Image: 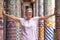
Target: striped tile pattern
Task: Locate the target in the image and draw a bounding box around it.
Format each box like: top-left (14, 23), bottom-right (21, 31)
top-left (45, 27), bottom-right (54, 40)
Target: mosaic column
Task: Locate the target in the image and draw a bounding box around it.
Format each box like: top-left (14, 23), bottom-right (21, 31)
top-left (6, 0), bottom-right (17, 40)
top-left (56, 0), bottom-right (60, 40)
top-left (35, 0), bottom-right (38, 16)
top-left (44, 0), bottom-right (55, 40)
top-left (38, 0), bottom-right (44, 40)
top-left (6, 0), bottom-right (21, 40)
top-left (15, 0), bottom-right (21, 40)
top-left (0, 0), bottom-right (3, 29)
top-left (35, 0), bottom-right (44, 40)
top-left (3, 0), bottom-right (8, 40)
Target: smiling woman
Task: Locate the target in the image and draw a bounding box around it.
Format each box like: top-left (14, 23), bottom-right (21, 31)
top-left (1, 0), bottom-right (57, 40)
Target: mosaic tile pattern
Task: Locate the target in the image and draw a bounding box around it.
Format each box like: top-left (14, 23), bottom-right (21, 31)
top-left (44, 0), bottom-right (55, 40)
top-left (38, 0), bottom-right (44, 40)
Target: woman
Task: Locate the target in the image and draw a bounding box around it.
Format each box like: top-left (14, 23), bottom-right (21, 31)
top-left (2, 8), bottom-right (56, 40)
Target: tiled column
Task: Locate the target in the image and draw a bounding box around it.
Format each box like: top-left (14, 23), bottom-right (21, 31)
top-left (56, 0), bottom-right (60, 40)
top-left (0, 0), bottom-right (3, 40)
top-left (38, 0), bottom-right (44, 40)
top-left (0, 19), bottom-right (3, 40)
top-left (6, 0), bottom-right (21, 40)
top-left (6, 0), bottom-right (17, 40)
top-left (44, 0), bottom-right (55, 40)
top-left (35, 0), bottom-right (44, 40)
top-left (15, 0), bottom-right (21, 40)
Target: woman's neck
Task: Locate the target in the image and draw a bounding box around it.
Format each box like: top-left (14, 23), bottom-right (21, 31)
top-left (27, 18), bottom-right (31, 20)
top-left (26, 17), bottom-right (32, 21)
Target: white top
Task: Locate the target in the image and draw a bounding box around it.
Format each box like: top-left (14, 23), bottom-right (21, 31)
top-left (20, 17), bottom-right (39, 40)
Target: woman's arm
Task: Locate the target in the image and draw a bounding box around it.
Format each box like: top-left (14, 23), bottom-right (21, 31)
top-left (2, 10), bottom-right (20, 22)
top-left (39, 13), bottom-right (56, 21)
top-left (39, 9), bottom-right (58, 21)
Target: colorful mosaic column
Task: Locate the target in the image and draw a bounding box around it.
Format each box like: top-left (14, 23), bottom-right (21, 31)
top-left (6, 0), bottom-right (17, 40)
top-left (38, 0), bottom-right (44, 40)
top-left (44, 0), bottom-right (55, 40)
top-left (15, 0), bottom-right (21, 40)
top-left (0, 0), bottom-right (3, 29)
top-left (35, 0), bottom-right (44, 40)
top-left (6, 0), bottom-right (21, 40)
top-left (56, 0), bottom-right (60, 40)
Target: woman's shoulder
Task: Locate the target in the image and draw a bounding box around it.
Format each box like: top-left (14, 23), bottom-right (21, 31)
top-left (20, 18), bottom-right (25, 20)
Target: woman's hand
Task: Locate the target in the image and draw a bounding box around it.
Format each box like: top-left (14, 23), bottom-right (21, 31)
top-left (54, 9), bottom-right (59, 15)
top-left (2, 9), bottom-right (6, 15)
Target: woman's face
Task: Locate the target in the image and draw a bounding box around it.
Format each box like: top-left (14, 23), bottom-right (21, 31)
top-left (25, 12), bottom-right (32, 19)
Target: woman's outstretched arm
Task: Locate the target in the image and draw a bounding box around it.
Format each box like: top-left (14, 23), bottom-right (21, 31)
top-left (39, 13), bottom-right (56, 21)
top-left (39, 9), bottom-right (58, 21)
top-left (2, 10), bottom-right (20, 22)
